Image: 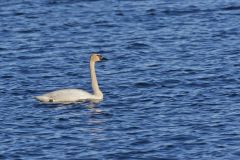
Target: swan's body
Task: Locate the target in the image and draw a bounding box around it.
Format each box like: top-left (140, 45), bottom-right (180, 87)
top-left (35, 89), bottom-right (101, 103)
top-left (35, 53), bottom-right (105, 103)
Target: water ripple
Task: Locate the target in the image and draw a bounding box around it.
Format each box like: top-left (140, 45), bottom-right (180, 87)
top-left (1, 0), bottom-right (240, 160)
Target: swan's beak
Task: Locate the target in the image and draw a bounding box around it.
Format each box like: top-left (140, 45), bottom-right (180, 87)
top-left (101, 57), bottom-right (108, 61)
top-left (99, 55), bottom-right (108, 61)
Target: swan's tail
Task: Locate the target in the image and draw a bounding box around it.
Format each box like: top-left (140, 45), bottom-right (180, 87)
top-left (35, 95), bottom-right (50, 102)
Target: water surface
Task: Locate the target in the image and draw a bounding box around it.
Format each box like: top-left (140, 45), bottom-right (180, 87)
top-left (1, 0), bottom-right (240, 159)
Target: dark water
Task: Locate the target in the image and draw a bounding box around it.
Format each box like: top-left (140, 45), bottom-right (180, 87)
top-left (1, 0), bottom-right (240, 159)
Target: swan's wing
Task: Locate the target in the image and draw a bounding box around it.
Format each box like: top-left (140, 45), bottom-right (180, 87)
top-left (42, 89), bottom-right (94, 102)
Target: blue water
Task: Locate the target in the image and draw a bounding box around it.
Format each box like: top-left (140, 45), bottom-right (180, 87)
top-left (1, 0), bottom-right (240, 159)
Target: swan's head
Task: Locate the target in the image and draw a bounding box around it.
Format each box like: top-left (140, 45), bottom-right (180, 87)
top-left (91, 53), bottom-right (105, 62)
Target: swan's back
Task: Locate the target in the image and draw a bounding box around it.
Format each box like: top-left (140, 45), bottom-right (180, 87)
top-left (36, 89), bottom-right (94, 103)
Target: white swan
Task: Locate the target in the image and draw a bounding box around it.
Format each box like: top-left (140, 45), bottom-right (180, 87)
top-left (35, 53), bottom-right (105, 103)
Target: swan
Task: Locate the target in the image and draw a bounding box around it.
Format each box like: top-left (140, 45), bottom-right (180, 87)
top-left (35, 53), bottom-right (106, 103)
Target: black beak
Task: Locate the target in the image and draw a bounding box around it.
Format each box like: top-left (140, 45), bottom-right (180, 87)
top-left (101, 57), bottom-right (108, 61)
top-left (99, 55), bottom-right (108, 61)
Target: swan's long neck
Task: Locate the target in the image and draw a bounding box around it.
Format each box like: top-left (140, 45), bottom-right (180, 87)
top-left (90, 61), bottom-right (103, 99)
